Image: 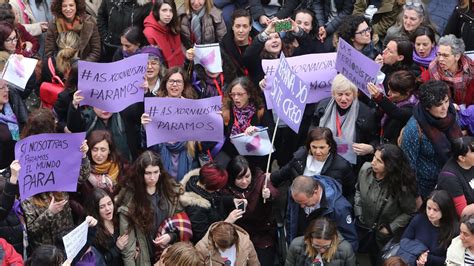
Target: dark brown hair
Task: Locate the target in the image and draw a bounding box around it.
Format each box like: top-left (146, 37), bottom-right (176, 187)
top-left (50, 0), bottom-right (86, 19)
top-left (86, 129), bottom-right (122, 166)
top-left (152, 0), bottom-right (180, 35)
top-left (85, 188), bottom-right (117, 250)
top-left (225, 76), bottom-right (264, 110)
top-left (209, 222), bottom-right (239, 250)
top-left (157, 67), bottom-right (197, 99)
top-left (305, 127), bottom-right (337, 155)
top-left (21, 108), bottom-right (56, 138)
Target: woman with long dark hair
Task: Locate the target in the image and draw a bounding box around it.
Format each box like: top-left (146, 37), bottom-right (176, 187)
top-left (399, 190), bottom-right (459, 265)
top-left (221, 155), bottom-right (279, 265)
top-left (143, 0), bottom-right (184, 67)
top-left (86, 188), bottom-right (126, 266)
top-left (116, 150), bottom-right (183, 265)
top-left (355, 144), bottom-right (418, 264)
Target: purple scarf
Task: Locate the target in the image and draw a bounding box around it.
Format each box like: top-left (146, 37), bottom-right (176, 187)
top-left (231, 104), bottom-right (256, 136)
top-left (413, 46), bottom-right (438, 68)
top-left (0, 103), bottom-right (19, 141)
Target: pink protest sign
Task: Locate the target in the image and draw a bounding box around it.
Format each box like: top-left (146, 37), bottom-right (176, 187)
top-left (262, 52), bottom-right (336, 108)
top-left (14, 132), bottom-right (86, 201)
top-left (78, 54), bottom-right (147, 112)
top-left (335, 38), bottom-right (381, 97)
top-left (144, 96), bottom-right (224, 146)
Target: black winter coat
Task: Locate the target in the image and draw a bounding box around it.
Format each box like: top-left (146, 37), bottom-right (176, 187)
top-left (270, 146), bottom-right (356, 198)
top-left (312, 0), bottom-right (354, 35)
top-left (0, 181), bottom-right (23, 255)
top-left (444, 5), bottom-right (474, 51)
top-left (312, 98), bottom-right (379, 170)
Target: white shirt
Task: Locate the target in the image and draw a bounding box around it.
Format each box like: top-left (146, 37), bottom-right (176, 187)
top-left (303, 155), bottom-right (326, 177)
top-left (219, 245), bottom-right (237, 266)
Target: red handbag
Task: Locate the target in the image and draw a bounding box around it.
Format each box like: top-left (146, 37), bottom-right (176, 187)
top-left (39, 57), bottom-right (65, 109)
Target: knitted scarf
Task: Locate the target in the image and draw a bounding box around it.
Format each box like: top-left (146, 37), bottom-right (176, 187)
top-left (381, 94), bottom-right (418, 127)
top-left (91, 160), bottom-right (120, 183)
top-left (413, 46), bottom-right (438, 68)
top-left (159, 142), bottom-right (192, 182)
top-left (56, 16), bottom-right (83, 33)
top-left (231, 104), bottom-right (256, 136)
top-left (429, 55), bottom-right (474, 104)
top-left (190, 8), bottom-right (205, 44)
top-left (413, 103), bottom-right (462, 165)
top-left (0, 103), bottom-right (19, 141)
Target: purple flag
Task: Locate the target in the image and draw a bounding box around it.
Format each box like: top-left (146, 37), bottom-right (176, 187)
top-left (78, 54), bottom-right (147, 112)
top-left (335, 38), bottom-right (381, 97)
top-left (144, 96), bottom-right (224, 146)
top-left (270, 53), bottom-right (308, 133)
top-left (262, 53), bottom-right (336, 107)
top-left (14, 132), bottom-right (86, 201)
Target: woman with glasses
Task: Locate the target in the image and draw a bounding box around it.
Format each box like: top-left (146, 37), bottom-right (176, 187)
top-left (428, 34), bottom-right (474, 106)
top-left (336, 15), bottom-right (380, 59)
top-left (141, 67), bottom-right (197, 182)
top-left (115, 150), bottom-right (184, 265)
top-left (220, 76), bottom-right (273, 170)
top-left (446, 214), bottom-right (474, 265)
top-left (0, 5), bottom-right (39, 57)
top-left (286, 217), bottom-right (356, 266)
top-left (385, 1), bottom-right (438, 45)
top-left (437, 136), bottom-right (474, 217)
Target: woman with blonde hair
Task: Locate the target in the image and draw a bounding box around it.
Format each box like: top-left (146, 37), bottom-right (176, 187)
top-left (42, 31), bottom-right (79, 84)
top-left (156, 242), bottom-right (203, 266)
top-left (286, 217), bottom-right (356, 266)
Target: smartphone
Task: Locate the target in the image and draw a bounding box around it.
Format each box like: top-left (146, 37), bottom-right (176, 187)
top-left (237, 201), bottom-right (245, 212)
top-left (275, 20), bottom-right (292, 32)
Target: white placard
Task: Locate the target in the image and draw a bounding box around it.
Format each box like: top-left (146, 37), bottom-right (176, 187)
top-left (1, 54), bottom-right (37, 90)
top-left (62, 220), bottom-right (88, 260)
top-left (230, 128), bottom-right (274, 156)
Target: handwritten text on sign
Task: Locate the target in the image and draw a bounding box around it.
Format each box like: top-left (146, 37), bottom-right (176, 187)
top-left (78, 54), bottom-right (147, 112)
top-left (14, 133), bottom-right (86, 201)
top-left (63, 220), bottom-right (88, 260)
top-left (263, 52), bottom-right (336, 107)
top-left (270, 53), bottom-right (308, 133)
top-left (144, 96), bottom-right (224, 146)
top-left (335, 38), bottom-right (381, 97)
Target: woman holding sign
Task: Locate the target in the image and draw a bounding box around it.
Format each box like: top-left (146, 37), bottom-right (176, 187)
top-left (116, 150), bottom-right (184, 265)
top-left (313, 74), bottom-right (379, 171)
top-left (221, 155), bottom-right (279, 265)
top-left (221, 76), bottom-right (273, 170)
top-left (44, 0), bottom-right (101, 61)
top-left (142, 67), bottom-right (197, 181)
top-left (21, 109), bottom-right (91, 250)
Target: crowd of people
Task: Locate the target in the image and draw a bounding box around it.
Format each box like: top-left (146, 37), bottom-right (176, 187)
top-left (0, 0), bottom-right (473, 265)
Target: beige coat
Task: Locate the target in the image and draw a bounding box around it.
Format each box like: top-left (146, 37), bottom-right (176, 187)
top-left (195, 222), bottom-right (260, 266)
top-left (446, 236), bottom-right (466, 266)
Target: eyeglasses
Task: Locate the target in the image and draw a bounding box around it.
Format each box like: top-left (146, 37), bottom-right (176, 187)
top-left (436, 52), bottom-right (453, 58)
top-left (229, 92), bottom-right (247, 98)
top-left (312, 243), bottom-right (332, 250)
top-left (355, 27), bottom-right (372, 35)
top-left (4, 36), bottom-right (17, 43)
top-left (167, 79), bottom-right (184, 85)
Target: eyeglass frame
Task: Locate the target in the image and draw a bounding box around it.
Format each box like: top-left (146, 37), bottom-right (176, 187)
top-left (166, 79), bottom-right (184, 86)
top-left (4, 36), bottom-right (18, 43)
top-left (229, 92), bottom-right (248, 98)
top-left (354, 27), bottom-right (372, 35)
top-left (311, 242), bottom-right (332, 250)
top-left (404, 1), bottom-right (424, 12)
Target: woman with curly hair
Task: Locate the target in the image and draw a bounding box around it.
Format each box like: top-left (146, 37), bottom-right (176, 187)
top-left (354, 144), bottom-right (418, 264)
top-left (336, 15), bottom-right (380, 59)
top-left (116, 150), bottom-right (183, 265)
top-left (221, 76), bottom-right (273, 170)
top-left (44, 0), bottom-right (101, 61)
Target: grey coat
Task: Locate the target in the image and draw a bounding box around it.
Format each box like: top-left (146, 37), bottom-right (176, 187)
top-left (285, 235), bottom-right (356, 266)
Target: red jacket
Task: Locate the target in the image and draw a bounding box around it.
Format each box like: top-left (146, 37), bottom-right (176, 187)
top-left (0, 238), bottom-right (23, 266)
top-left (15, 24), bottom-right (39, 58)
top-left (143, 14), bottom-right (184, 67)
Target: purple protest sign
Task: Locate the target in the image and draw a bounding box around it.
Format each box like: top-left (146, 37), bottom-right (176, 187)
top-left (270, 53), bottom-right (308, 133)
top-left (78, 54), bottom-right (147, 112)
top-left (144, 96), bottom-right (224, 146)
top-left (262, 53), bottom-right (336, 108)
top-left (335, 38), bottom-right (381, 97)
top-left (14, 132), bottom-right (86, 201)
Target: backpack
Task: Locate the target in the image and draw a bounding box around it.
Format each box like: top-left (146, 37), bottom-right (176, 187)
top-left (39, 57), bottom-right (65, 109)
